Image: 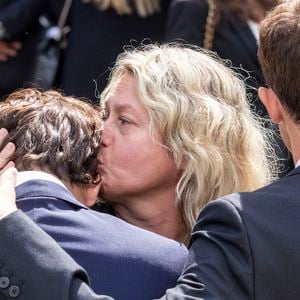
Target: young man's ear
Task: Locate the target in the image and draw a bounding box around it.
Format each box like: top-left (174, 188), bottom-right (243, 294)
top-left (258, 87), bottom-right (284, 124)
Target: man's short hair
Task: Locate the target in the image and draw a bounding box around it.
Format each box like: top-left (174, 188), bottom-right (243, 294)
top-left (258, 0), bottom-right (300, 122)
top-left (0, 89), bottom-right (103, 184)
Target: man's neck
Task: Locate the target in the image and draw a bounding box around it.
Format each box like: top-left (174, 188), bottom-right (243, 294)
top-left (283, 116), bottom-right (300, 166)
top-left (63, 181), bottom-right (100, 208)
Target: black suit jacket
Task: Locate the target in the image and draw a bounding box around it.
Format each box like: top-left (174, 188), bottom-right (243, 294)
top-left (163, 166), bottom-right (300, 299)
top-left (0, 210), bottom-right (112, 300)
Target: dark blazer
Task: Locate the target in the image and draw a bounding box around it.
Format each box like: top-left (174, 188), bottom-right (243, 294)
top-left (163, 166), bottom-right (300, 299)
top-left (0, 210), bottom-right (112, 300)
top-left (11, 179), bottom-right (187, 300)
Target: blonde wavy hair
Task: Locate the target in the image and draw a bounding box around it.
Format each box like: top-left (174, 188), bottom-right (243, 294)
top-left (101, 44), bottom-right (276, 231)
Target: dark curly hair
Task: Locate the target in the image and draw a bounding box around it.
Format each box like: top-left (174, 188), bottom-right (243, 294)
top-left (0, 88), bottom-right (103, 184)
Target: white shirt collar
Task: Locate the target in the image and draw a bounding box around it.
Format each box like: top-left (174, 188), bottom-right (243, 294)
top-left (247, 20), bottom-right (259, 42)
top-left (295, 160), bottom-right (300, 169)
top-left (16, 171), bottom-right (67, 189)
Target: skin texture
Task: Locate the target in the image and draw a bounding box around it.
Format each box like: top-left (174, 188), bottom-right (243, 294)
top-left (259, 87), bottom-right (299, 163)
top-left (65, 178), bottom-right (102, 207)
top-left (99, 74), bottom-right (179, 202)
top-left (99, 75), bottom-right (185, 241)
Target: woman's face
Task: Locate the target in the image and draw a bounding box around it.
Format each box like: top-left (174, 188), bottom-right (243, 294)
top-left (98, 74), bottom-right (179, 203)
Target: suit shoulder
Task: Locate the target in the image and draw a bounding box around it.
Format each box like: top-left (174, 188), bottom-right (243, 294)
top-left (206, 174), bottom-right (299, 219)
top-left (200, 194), bottom-right (244, 224)
top-left (230, 173), bottom-right (298, 204)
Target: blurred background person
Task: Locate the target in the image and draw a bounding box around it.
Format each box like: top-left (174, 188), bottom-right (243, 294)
top-left (58, 0), bottom-right (171, 102)
top-left (166, 0), bottom-right (275, 116)
top-left (0, 0), bottom-right (171, 102)
top-left (165, 0), bottom-right (293, 176)
top-left (0, 0), bottom-right (64, 97)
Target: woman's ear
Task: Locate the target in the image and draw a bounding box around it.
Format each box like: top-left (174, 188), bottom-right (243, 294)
top-left (258, 87), bottom-right (284, 124)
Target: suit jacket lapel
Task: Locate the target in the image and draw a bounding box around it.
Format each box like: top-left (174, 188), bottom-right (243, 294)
top-left (228, 17), bottom-right (259, 67)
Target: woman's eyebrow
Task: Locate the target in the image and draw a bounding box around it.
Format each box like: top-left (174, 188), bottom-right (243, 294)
top-left (114, 103), bottom-right (137, 114)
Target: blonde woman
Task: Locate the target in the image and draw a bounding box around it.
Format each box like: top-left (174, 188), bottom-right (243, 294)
top-left (97, 44), bottom-right (276, 244)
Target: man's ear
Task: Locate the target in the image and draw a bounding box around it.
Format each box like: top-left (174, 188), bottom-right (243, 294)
top-left (258, 87), bottom-right (284, 124)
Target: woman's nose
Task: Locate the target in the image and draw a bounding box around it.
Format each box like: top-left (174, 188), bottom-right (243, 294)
top-left (101, 124), bottom-right (113, 147)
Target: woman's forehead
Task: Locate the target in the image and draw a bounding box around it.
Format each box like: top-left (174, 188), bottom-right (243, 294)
top-left (104, 75), bottom-right (140, 105)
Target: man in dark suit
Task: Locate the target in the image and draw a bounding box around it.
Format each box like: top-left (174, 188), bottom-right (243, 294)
top-left (0, 1), bottom-right (300, 299)
top-left (0, 89), bottom-right (187, 300)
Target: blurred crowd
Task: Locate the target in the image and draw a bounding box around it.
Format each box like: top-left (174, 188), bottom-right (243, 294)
top-left (0, 0), bottom-right (170, 101)
top-left (0, 0), bottom-right (276, 104)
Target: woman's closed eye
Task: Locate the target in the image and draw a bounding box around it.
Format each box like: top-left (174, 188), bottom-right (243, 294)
top-left (119, 116), bottom-right (132, 126)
